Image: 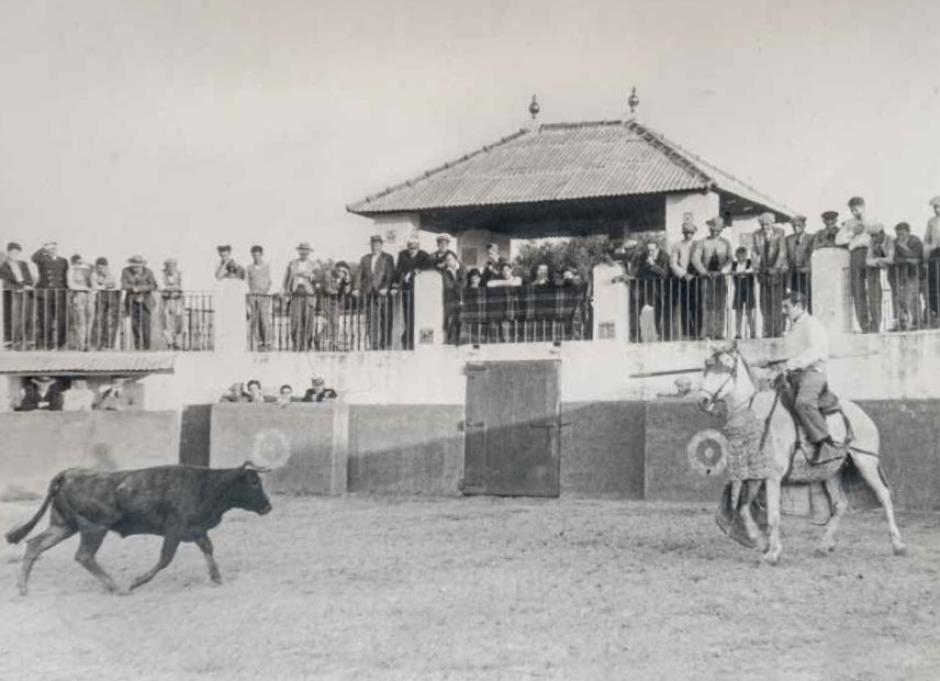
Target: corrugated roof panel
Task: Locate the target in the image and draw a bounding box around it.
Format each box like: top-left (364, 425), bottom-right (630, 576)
top-left (0, 352), bottom-right (177, 375)
top-left (348, 120), bottom-right (794, 217)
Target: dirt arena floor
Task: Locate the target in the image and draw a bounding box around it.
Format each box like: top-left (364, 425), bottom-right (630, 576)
top-left (1, 494), bottom-right (938, 681)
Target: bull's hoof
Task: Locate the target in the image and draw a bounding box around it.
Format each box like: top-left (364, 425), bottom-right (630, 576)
top-left (210, 576), bottom-right (223, 586)
top-left (892, 543), bottom-right (908, 557)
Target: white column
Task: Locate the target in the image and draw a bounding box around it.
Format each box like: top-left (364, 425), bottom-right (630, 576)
top-left (664, 191), bottom-right (720, 244)
top-left (811, 247), bottom-right (852, 336)
top-left (592, 263), bottom-right (629, 342)
top-left (412, 270), bottom-right (445, 348)
top-left (213, 280), bottom-right (248, 353)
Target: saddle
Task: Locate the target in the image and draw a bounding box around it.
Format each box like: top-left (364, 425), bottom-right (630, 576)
top-left (773, 374), bottom-right (853, 484)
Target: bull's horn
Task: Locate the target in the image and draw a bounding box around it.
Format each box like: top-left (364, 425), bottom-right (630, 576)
top-left (242, 461), bottom-right (272, 473)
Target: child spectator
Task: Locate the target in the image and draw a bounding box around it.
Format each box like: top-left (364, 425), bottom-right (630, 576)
top-left (731, 246), bottom-right (756, 339)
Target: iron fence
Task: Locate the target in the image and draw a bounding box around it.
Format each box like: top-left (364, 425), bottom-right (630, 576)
top-left (246, 291), bottom-right (410, 352)
top-left (0, 287), bottom-right (214, 351)
top-left (843, 260), bottom-right (940, 333)
top-left (454, 284), bottom-right (591, 345)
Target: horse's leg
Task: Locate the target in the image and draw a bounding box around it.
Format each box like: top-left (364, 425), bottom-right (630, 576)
top-left (762, 477), bottom-right (783, 565)
top-left (818, 475), bottom-right (847, 555)
top-left (852, 453), bottom-right (906, 555)
top-left (739, 480), bottom-right (768, 552)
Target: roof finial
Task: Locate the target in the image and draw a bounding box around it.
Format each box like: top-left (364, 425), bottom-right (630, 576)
top-left (529, 94), bottom-right (540, 120)
top-left (628, 86), bottom-right (640, 117)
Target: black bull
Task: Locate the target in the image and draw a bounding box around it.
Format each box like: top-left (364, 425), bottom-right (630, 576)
top-left (5, 463), bottom-right (272, 596)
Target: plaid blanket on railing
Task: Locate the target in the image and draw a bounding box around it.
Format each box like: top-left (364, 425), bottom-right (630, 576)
top-left (458, 285), bottom-right (588, 325)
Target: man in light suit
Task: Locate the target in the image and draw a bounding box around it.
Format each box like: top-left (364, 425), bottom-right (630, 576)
top-left (355, 235), bottom-right (396, 349)
top-left (751, 212), bottom-right (788, 338)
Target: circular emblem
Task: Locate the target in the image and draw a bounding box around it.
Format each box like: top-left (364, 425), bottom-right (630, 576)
top-left (687, 429), bottom-right (728, 477)
top-left (251, 429), bottom-right (291, 469)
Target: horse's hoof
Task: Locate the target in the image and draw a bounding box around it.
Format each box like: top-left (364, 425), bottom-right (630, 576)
top-left (892, 544), bottom-right (907, 557)
top-left (762, 552), bottom-right (780, 566)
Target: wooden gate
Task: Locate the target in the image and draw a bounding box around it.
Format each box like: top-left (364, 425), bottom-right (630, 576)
top-left (462, 359), bottom-right (561, 497)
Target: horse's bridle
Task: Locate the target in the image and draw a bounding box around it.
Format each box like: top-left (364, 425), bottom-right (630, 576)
top-left (700, 351), bottom-right (739, 412)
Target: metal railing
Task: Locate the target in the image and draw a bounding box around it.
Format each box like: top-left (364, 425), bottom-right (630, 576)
top-left (623, 271), bottom-right (799, 342)
top-left (0, 287), bottom-right (214, 351)
top-left (843, 260), bottom-right (940, 333)
top-left (454, 284), bottom-right (592, 345)
top-left (246, 291), bottom-right (410, 352)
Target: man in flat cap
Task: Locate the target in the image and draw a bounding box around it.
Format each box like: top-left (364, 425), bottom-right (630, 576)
top-left (214, 245), bottom-right (245, 281)
top-left (924, 196), bottom-right (940, 326)
top-left (889, 222), bottom-right (924, 331)
top-left (669, 218), bottom-right (700, 340)
top-left (121, 255), bottom-right (157, 349)
top-left (31, 241), bottom-right (69, 349)
top-left (430, 234), bottom-right (458, 272)
top-left (354, 235), bottom-right (396, 349)
top-left (395, 234), bottom-right (431, 349)
top-left (835, 196), bottom-right (881, 332)
top-left (282, 241), bottom-right (320, 351)
top-left (812, 211), bottom-right (842, 249)
top-left (751, 212), bottom-right (788, 337)
top-left (246, 245), bottom-right (272, 350)
top-left (0, 242), bottom-right (34, 348)
top-left (785, 215), bottom-right (815, 311)
top-left (863, 222), bottom-right (893, 333)
top-left (692, 216), bottom-right (733, 339)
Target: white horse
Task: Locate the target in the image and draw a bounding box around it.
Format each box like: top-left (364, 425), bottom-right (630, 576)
top-left (698, 341), bottom-right (905, 564)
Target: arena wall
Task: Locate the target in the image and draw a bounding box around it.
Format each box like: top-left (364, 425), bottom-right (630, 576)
top-left (0, 411), bottom-right (179, 500)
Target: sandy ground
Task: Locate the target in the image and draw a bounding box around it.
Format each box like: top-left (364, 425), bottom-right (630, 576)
top-left (1, 495), bottom-right (938, 681)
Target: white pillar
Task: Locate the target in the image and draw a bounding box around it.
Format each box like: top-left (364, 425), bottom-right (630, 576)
top-left (665, 191), bottom-right (720, 244)
top-left (412, 270), bottom-right (445, 348)
top-left (214, 281), bottom-right (247, 353)
top-left (811, 247), bottom-right (852, 336)
top-left (592, 263), bottom-right (629, 342)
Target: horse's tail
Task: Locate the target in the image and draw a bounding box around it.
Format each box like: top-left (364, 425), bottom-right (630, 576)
top-left (5, 474), bottom-right (63, 545)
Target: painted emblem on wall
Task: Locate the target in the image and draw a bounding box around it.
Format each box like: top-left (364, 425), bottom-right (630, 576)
top-left (686, 429), bottom-right (728, 477)
top-left (251, 429), bottom-right (291, 469)
top-left (419, 328), bottom-right (434, 344)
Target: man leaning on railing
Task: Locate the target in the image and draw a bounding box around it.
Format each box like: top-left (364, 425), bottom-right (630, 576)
top-left (121, 255), bottom-right (157, 350)
top-left (0, 242), bottom-right (34, 349)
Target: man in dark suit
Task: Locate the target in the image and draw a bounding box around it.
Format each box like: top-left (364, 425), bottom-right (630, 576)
top-left (751, 213), bottom-right (788, 337)
top-left (395, 235), bottom-right (431, 349)
top-left (785, 215), bottom-right (815, 311)
top-left (121, 255), bottom-right (158, 350)
top-left (355, 235), bottom-right (396, 349)
top-left (31, 241), bottom-right (69, 349)
top-left (0, 242), bottom-right (34, 348)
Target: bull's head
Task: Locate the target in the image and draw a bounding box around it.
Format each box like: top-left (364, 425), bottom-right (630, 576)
top-left (228, 461), bottom-right (273, 515)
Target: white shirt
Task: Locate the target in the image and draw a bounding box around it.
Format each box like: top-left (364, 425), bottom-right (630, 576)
top-left (784, 312), bottom-right (828, 372)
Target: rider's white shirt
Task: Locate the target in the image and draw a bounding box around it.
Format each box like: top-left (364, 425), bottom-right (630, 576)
top-left (784, 312), bottom-right (828, 372)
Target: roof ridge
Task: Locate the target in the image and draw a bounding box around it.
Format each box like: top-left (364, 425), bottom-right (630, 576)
top-left (346, 129), bottom-right (530, 212)
top-left (625, 120), bottom-right (714, 186)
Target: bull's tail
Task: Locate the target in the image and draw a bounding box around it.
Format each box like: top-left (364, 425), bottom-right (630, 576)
top-left (5, 474), bottom-right (63, 545)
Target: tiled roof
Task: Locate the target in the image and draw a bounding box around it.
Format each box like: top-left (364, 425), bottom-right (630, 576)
top-left (0, 352), bottom-right (177, 375)
top-left (347, 119), bottom-right (794, 218)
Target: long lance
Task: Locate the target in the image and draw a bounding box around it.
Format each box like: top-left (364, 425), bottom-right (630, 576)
top-left (627, 351), bottom-right (878, 379)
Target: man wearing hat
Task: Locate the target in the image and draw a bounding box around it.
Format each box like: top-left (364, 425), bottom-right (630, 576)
top-left (785, 215), bottom-right (815, 311)
top-left (812, 211), bottom-right (842, 249)
top-left (90, 256), bottom-right (120, 349)
top-left (395, 235), bottom-right (431, 349)
top-left (302, 376), bottom-right (338, 403)
top-left (751, 212), bottom-right (788, 338)
top-left (214, 245), bottom-right (245, 281)
top-left (355, 235), bottom-right (396, 349)
top-left (246, 245), bottom-right (272, 350)
top-left (692, 216), bottom-right (733, 339)
top-left (121, 255), bottom-right (157, 349)
top-left (924, 196), bottom-right (940, 326)
top-left (160, 258), bottom-right (184, 350)
top-left (0, 242), bottom-right (34, 348)
top-left (835, 197), bottom-right (881, 332)
top-left (669, 218), bottom-right (700, 340)
top-left (889, 222), bottom-right (924, 331)
top-left (431, 234), bottom-right (458, 272)
top-left (282, 242), bottom-right (320, 351)
top-left (863, 221), bottom-right (893, 334)
top-left (31, 241), bottom-right (69, 349)
top-left (480, 243), bottom-right (503, 286)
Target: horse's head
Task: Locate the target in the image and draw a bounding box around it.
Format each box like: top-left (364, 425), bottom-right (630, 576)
top-left (699, 339), bottom-right (741, 414)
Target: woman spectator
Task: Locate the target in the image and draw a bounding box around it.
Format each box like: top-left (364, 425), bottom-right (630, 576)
top-left (466, 268), bottom-right (483, 290)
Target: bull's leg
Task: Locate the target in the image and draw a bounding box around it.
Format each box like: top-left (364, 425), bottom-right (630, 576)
top-left (129, 535), bottom-right (180, 591)
top-left (18, 524), bottom-right (76, 596)
top-left (853, 453), bottom-right (906, 555)
top-left (817, 476), bottom-right (848, 555)
top-left (75, 528), bottom-right (122, 594)
top-left (739, 480), bottom-right (768, 552)
top-left (762, 478), bottom-right (783, 565)
top-left (194, 534), bottom-right (222, 584)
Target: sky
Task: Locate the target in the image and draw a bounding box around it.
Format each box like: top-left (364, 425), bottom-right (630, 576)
top-left (2, 0), bottom-right (940, 288)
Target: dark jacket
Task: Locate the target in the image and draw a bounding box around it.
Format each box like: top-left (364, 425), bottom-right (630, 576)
top-left (121, 266), bottom-right (158, 311)
top-left (302, 387), bottom-right (338, 403)
top-left (17, 380), bottom-right (67, 411)
top-left (31, 249), bottom-right (69, 289)
top-left (637, 250), bottom-right (671, 279)
top-left (355, 252), bottom-right (396, 294)
top-left (395, 249), bottom-right (432, 289)
top-left (0, 260), bottom-right (34, 289)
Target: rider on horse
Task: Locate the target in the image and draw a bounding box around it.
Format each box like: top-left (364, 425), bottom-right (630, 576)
top-left (780, 290), bottom-right (839, 463)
